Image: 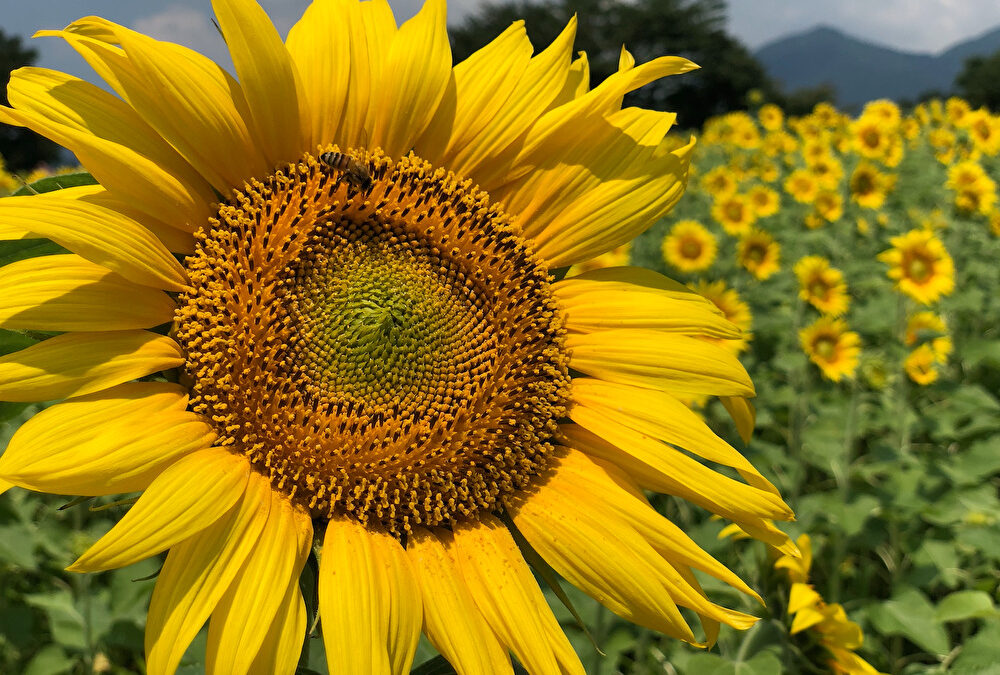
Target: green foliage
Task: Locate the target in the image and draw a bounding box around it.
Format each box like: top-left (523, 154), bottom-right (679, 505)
top-left (955, 50), bottom-right (1000, 110)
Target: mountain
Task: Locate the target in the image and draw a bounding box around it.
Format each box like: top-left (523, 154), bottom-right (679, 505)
top-left (755, 25), bottom-right (1000, 109)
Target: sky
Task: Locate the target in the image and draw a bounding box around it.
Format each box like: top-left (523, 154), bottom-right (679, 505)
top-left (5, 0), bottom-right (1000, 84)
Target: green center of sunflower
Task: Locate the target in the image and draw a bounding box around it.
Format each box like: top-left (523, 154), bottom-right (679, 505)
top-left (906, 255), bottom-right (931, 282)
top-left (814, 337), bottom-right (837, 360)
top-left (681, 239), bottom-right (702, 259)
top-left (175, 148), bottom-right (571, 535)
top-left (809, 281), bottom-right (829, 299)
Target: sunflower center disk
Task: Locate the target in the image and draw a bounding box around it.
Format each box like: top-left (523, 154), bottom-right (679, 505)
top-left (175, 149), bottom-right (570, 534)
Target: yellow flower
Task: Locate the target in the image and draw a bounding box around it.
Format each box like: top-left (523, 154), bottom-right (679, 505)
top-left (905, 344), bottom-right (940, 385)
top-left (758, 103), bottom-right (784, 131)
top-left (0, 1), bottom-right (796, 672)
top-left (851, 115), bottom-right (892, 159)
top-left (689, 280), bottom-right (753, 356)
top-left (800, 317), bottom-right (861, 381)
top-left (965, 109), bottom-right (1000, 155)
top-left (795, 256), bottom-right (850, 316)
top-left (814, 190), bottom-right (844, 223)
top-left (878, 229), bottom-right (955, 304)
top-left (947, 160), bottom-right (997, 216)
top-left (905, 311), bottom-right (952, 362)
top-left (700, 164), bottom-right (739, 196)
top-left (712, 192), bottom-right (758, 235)
top-left (862, 99), bottom-right (901, 128)
top-left (775, 535), bottom-right (887, 675)
top-left (747, 184), bottom-right (780, 218)
top-left (850, 162), bottom-right (895, 209)
top-left (785, 168), bottom-right (819, 204)
top-left (737, 229), bottom-right (781, 280)
top-left (990, 210), bottom-right (1000, 236)
top-left (661, 220), bottom-right (717, 272)
top-left (806, 153), bottom-right (844, 190)
top-left (945, 97), bottom-right (971, 127)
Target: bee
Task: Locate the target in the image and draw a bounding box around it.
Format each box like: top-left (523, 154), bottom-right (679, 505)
top-left (319, 151), bottom-right (374, 193)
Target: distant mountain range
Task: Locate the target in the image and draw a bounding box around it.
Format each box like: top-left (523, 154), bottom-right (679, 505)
top-left (754, 25), bottom-right (1000, 109)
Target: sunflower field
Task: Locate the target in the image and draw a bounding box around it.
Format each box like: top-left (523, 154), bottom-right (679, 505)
top-left (1, 20), bottom-right (999, 672)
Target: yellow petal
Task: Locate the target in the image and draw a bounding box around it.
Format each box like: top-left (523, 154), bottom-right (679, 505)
top-left (790, 604), bottom-right (826, 634)
top-left (145, 471), bottom-right (271, 675)
top-left (45, 18), bottom-right (269, 191)
top-left (570, 379), bottom-right (777, 494)
top-left (515, 450), bottom-right (760, 633)
top-left (285, 0), bottom-right (351, 149)
top-left (506, 116), bottom-right (694, 267)
top-left (544, 448), bottom-right (762, 604)
top-left (0, 479), bottom-right (13, 497)
top-left (560, 422), bottom-right (791, 522)
top-left (74, 186), bottom-right (196, 253)
top-left (509, 465), bottom-right (698, 644)
top-left (335, 0), bottom-right (398, 148)
top-left (206, 491), bottom-right (312, 674)
top-left (371, 0), bottom-right (451, 158)
top-left (788, 583), bottom-right (823, 615)
top-left (720, 395), bottom-right (756, 444)
top-left (416, 21), bottom-right (531, 166)
top-left (0, 193), bottom-right (187, 291)
top-left (458, 17), bottom-right (578, 187)
top-left (407, 528), bottom-right (513, 675)
top-left (451, 515), bottom-right (585, 675)
top-left (68, 448), bottom-right (250, 572)
top-left (549, 52), bottom-right (590, 109)
top-left (0, 382), bottom-right (214, 496)
top-left (212, 0), bottom-right (303, 166)
top-left (4, 66), bottom-right (216, 227)
top-left (249, 580), bottom-right (307, 675)
top-left (320, 518), bottom-right (422, 675)
top-left (554, 284), bottom-right (739, 338)
top-left (0, 254), bottom-right (175, 331)
top-left (0, 331), bottom-right (184, 403)
top-left (564, 265), bottom-right (718, 299)
top-left (566, 329), bottom-right (755, 398)
top-left (0, 107), bottom-right (212, 234)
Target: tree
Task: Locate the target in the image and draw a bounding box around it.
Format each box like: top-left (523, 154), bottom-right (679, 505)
top-left (955, 50), bottom-right (1000, 110)
top-left (449, 0), bottom-right (777, 130)
top-left (0, 29), bottom-right (61, 172)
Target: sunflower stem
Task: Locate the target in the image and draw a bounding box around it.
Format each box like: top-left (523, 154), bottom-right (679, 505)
top-left (829, 376), bottom-right (859, 604)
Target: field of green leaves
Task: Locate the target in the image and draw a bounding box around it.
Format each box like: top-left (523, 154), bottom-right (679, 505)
top-left (2, 97), bottom-right (1000, 674)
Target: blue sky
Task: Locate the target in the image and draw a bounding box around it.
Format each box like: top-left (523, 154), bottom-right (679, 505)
top-left (5, 0), bottom-right (1000, 84)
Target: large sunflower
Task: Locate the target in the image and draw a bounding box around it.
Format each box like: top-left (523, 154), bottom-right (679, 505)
top-left (0, 0), bottom-right (794, 673)
top-left (661, 219), bottom-right (717, 272)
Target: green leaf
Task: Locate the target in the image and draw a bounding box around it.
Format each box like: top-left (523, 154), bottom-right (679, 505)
top-left (0, 522), bottom-right (38, 568)
top-left (936, 590), bottom-right (997, 623)
top-left (24, 589), bottom-right (88, 651)
top-left (867, 586), bottom-right (950, 655)
top-left (10, 172), bottom-right (98, 196)
top-left (950, 621), bottom-right (1000, 674)
top-left (22, 645), bottom-right (75, 675)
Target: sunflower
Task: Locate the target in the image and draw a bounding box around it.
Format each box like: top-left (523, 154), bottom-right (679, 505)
top-left (758, 103), bottom-right (784, 131)
top-left (878, 229), bottom-right (955, 305)
top-left (805, 153), bottom-right (843, 190)
top-left (784, 168), bottom-right (819, 204)
top-left (904, 344), bottom-right (940, 386)
top-left (737, 229), bottom-right (781, 280)
top-left (774, 535), bottom-right (886, 675)
top-left (700, 164), bottom-right (739, 196)
top-left (661, 219), bottom-right (717, 272)
top-left (567, 242), bottom-right (631, 276)
top-left (945, 97), bottom-right (971, 127)
top-left (905, 311), bottom-right (952, 362)
top-left (800, 317), bottom-right (861, 382)
top-left (0, 1), bottom-right (797, 672)
top-left (965, 109), bottom-right (1000, 155)
top-left (711, 192), bottom-right (757, 235)
top-left (850, 162), bottom-right (895, 210)
top-left (747, 184), bottom-right (780, 218)
top-left (689, 280), bottom-right (753, 356)
top-left (946, 160), bottom-right (997, 216)
top-left (794, 256), bottom-right (849, 316)
top-left (813, 190), bottom-right (844, 223)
